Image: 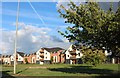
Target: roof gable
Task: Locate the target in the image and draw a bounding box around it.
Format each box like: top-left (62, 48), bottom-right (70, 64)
top-left (42, 47), bottom-right (64, 53)
top-left (17, 52), bottom-right (25, 57)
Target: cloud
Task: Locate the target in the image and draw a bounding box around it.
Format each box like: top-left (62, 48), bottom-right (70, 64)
top-left (56, 0), bottom-right (70, 10)
top-left (0, 29), bottom-right (15, 54)
top-left (62, 37), bottom-right (69, 43)
top-left (13, 22), bottom-right (25, 27)
top-left (56, 0), bottom-right (83, 9)
top-left (56, 1), bottom-right (119, 12)
top-left (50, 35), bottom-right (63, 42)
top-left (1, 22), bottom-right (70, 55)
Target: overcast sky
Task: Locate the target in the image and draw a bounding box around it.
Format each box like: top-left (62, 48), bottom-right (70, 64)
top-left (1, 0), bottom-right (119, 55)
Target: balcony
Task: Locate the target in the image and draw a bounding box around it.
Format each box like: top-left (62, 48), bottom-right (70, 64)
top-left (40, 51), bottom-right (44, 53)
top-left (70, 56), bottom-right (76, 59)
top-left (69, 51), bottom-right (76, 55)
top-left (40, 58), bottom-right (44, 61)
top-left (69, 49), bottom-right (76, 54)
top-left (40, 54), bottom-right (44, 57)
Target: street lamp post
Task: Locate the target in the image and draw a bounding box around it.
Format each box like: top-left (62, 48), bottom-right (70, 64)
top-left (14, 0), bottom-right (20, 74)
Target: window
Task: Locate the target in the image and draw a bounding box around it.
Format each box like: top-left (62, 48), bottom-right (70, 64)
top-left (19, 58), bottom-right (21, 60)
top-left (78, 53), bottom-right (80, 56)
top-left (46, 57), bottom-right (47, 59)
top-left (46, 53), bottom-right (47, 55)
top-left (68, 55), bottom-right (69, 57)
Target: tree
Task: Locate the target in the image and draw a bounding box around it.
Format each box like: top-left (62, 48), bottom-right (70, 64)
top-left (58, 1), bottom-right (120, 57)
top-left (80, 45), bottom-right (106, 66)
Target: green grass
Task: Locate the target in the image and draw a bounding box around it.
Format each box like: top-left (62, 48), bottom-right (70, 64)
top-left (1, 64), bottom-right (119, 77)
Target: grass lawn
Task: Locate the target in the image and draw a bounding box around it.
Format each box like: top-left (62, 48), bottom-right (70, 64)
top-left (1, 64), bottom-right (120, 77)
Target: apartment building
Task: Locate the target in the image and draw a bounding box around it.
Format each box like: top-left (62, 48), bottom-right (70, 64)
top-left (36, 47), bottom-right (64, 64)
top-left (2, 55), bottom-right (11, 65)
top-left (65, 44), bottom-right (83, 64)
top-left (23, 52), bottom-right (36, 64)
top-left (51, 50), bottom-right (65, 64)
top-left (10, 52), bottom-right (25, 64)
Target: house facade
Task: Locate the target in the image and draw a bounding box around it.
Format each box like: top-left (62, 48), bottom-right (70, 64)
top-left (36, 49), bottom-right (43, 64)
top-left (60, 50), bottom-right (66, 63)
top-left (2, 55), bottom-right (11, 65)
top-left (24, 54), bottom-right (31, 64)
top-left (31, 53), bottom-right (36, 64)
top-left (36, 47), bottom-right (64, 64)
top-left (65, 44), bottom-right (83, 64)
top-left (10, 55), bottom-right (14, 65)
top-left (112, 55), bottom-right (120, 64)
top-left (51, 50), bottom-right (65, 64)
top-left (17, 52), bottom-right (25, 64)
top-left (0, 54), bottom-right (2, 64)
top-left (43, 48), bottom-right (51, 64)
top-left (10, 52), bottom-right (25, 64)
top-left (104, 50), bottom-right (120, 64)
top-left (23, 52), bottom-right (36, 64)
top-left (36, 48), bottom-right (51, 64)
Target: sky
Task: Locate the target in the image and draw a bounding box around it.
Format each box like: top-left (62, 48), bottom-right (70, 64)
top-left (1, 1), bottom-right (73, 55)
top-left (1, 0), bottom-right (119, 55)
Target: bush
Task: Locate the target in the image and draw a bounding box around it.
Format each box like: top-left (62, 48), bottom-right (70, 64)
top-left (81, 46), bottom-right (106, 66)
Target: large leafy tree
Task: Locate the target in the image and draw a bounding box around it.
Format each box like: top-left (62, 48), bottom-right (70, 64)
top-left (58, 2), bottom-right (120, 57)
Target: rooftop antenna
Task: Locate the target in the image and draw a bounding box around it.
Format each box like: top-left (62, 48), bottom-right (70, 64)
top-left (14, 0), bottom-right (20, 74)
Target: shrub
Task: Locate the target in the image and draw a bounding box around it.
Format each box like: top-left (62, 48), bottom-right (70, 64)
top-left (81, 46), bottom-right (106, 66)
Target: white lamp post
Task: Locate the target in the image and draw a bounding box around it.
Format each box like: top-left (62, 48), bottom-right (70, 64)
top-left (14, 0), bottom-right (20, 74)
